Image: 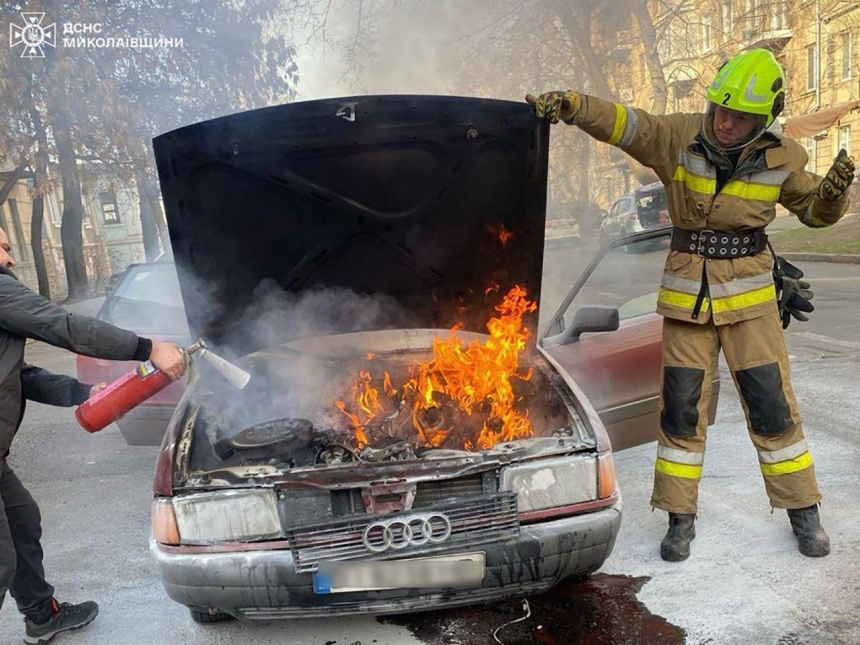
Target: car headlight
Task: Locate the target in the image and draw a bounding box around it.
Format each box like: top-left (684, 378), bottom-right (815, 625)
top-left (500, 455), bottom-right (598, 512)
top-left (171, 489), bottom-right (282, 545)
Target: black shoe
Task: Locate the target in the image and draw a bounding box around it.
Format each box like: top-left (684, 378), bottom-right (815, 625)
top-left (24, 599), bottom-right (99, 644)
top-left (787, 504), bottom-right (830, 557)
top-left (660, 512), bottom-right (696, 562)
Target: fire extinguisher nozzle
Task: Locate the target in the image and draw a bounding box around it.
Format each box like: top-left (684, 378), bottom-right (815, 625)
top-left (199, 348), bottom-right (251, 390)
top-left (185, 339), bottom-right (208, 356)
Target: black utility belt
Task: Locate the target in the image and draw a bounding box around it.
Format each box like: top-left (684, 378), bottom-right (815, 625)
top-left (671, 227), bottom-right (768, 259)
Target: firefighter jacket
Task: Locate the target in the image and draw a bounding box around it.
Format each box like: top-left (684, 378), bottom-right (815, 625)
top-left (569, 95), bottom-right (850, 325)
top-left (0, 264), bottom-right (148, 456)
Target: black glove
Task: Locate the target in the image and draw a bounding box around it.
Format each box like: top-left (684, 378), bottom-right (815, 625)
top-left (525, 90), bottom-right (582, 124)
top-left (773, 257), bottom-right (814, 329)
top-left (818, 149), bottom-right (856, 202)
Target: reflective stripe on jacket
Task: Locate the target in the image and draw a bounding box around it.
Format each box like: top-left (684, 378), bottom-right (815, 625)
top-left (570, 95), bottom-right (850, 325)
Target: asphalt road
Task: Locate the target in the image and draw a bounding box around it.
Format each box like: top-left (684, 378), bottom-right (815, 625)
top-left (0, 251), bottom-right (858, 645)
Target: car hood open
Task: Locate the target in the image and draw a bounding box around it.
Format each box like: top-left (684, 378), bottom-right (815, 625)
top-left (153, 96), bottom-right (549, 354)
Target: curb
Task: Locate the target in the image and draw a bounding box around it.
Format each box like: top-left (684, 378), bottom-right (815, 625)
top-left (778, 253), bottom-right (860, 264)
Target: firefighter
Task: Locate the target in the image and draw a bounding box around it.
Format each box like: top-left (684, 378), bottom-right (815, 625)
top-left (0, 227), bottom-right (187, 643)
top-left (528, 48), bottom-right (854, 561)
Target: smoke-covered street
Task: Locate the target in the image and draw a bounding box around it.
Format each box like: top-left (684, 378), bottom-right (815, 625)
top-left (0, 251), bottom-right (857, 645)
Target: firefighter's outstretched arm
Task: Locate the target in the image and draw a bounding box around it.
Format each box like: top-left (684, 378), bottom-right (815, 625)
top-left (527, 90), bottom-right (700, 182)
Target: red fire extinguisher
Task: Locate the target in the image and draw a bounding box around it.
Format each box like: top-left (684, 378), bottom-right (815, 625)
top-left (75, 341), bottom-right (204, 433)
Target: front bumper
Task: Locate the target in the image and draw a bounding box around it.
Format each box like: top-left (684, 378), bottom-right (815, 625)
top-left (150, 501), bottom-right (622, 619)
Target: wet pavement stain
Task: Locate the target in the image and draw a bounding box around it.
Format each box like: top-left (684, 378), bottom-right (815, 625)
top-left (380, 574), bottom-right (686, 645)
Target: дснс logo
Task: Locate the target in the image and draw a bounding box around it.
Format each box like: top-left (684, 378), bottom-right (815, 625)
top-left (9, 12), bottom-right (56, 59)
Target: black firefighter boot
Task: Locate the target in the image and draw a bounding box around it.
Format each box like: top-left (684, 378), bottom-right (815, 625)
top-left (660, 513), bottom-right (696, 562)
top-left (787, 504), bottom-right (830, 557)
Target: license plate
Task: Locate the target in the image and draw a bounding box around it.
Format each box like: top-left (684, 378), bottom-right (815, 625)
top-left (313, 552), bottom-right (485, 594)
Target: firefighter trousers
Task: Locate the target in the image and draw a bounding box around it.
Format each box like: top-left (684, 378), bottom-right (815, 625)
top-left (650, 309), bottom-right (822, 514)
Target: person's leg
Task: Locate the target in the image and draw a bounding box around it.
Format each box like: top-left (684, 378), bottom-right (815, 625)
top-left (0, 462), bottom-right (99, 643)
top-left (0, 459), bottom-right (20, 611)
top-left (0, 463), bottom-right (55, 621)
top-left (651, 317), bottom-right (720, 561)
top-left (718, 310), bottom-right (828, 556)
top-left (651, 318), bottom-right (721, 512)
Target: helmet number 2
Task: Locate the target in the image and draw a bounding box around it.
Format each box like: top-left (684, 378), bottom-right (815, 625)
top-left (722, 93), bottom-right (731, 106)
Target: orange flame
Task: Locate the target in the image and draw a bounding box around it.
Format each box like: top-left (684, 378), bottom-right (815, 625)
top-left (488, 223), bottom-right (515, 247)
top-left (335, 286), bottom-right (537, 451)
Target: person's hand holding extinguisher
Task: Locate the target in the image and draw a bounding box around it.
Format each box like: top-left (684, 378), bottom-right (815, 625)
top-left (89, 382), bottom-right (107, 398)
top-left (149, 340), bottom-right (188, 381)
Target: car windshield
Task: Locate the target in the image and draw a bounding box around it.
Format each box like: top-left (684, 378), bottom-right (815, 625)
top-left (100, 264), bottom-right (189, 336)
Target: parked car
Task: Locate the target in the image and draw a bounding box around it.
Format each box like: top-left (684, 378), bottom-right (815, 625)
top-left (599, 182), bottom-right (670, 247)
top-left (598, 193), bottom-right (636, 245)
top-left (634, 181), bottom-right (671, 229)
top-left (76, 262), bottom-right (191, 445)
top-left (146, 97), bottom-right (719, 624)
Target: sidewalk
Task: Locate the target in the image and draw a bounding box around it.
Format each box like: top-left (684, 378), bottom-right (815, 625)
top-left (769, 212), bottom-right (860, 263)
top-left (778, 251), bottom-right (860, 264)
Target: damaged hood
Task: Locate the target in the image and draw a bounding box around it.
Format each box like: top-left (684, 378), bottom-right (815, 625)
top-left (153, 96), bottom-right (549, 353)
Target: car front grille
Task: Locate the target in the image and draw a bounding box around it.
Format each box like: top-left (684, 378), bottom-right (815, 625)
top-left (285, 492), bottom-right (519, 573)
top-left (329, 473), bottom-right (492, 517)
top-left (413, 472), bottom-right (487, 508)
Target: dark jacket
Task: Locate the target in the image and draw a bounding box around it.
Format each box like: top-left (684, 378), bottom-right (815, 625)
top-left (0, 264), bottom-right (150, 455)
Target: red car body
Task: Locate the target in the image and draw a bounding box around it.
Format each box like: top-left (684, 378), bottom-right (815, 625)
top-left (76, 262), bottom-right (191, 445)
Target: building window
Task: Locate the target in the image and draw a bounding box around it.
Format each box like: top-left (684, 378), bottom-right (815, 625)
top-left (82, 201), bottom-right (93, 229)
top-left (747, 0), bottom-right (758, 21)
top-left (842, 32), bottom-right (853, 81)
top-left (99, 192), bottom-right (121, 224)
top-left (838, 125), bottom-right (851, 156)
top-left (702, 16), bottom-right (713, 53)
top-left (47, 193), bottom-right (62, 227)
top-left (769, 1), bottom-right (786, 30)
top-left (806, 43), bottom-right (818, 91)
top-left (7, 198), bottom-right (29, 262)
top-left (803, 137), bottom-right (817, 173)
top-left (722, 2), bottom-right (733, 42)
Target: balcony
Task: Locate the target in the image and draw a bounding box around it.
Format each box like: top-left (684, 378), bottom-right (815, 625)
top-left (742, 27), bottom-right (793, 54)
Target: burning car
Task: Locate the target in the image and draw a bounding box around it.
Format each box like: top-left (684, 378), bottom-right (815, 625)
top-left (147, 96), bottom-right (717, 623)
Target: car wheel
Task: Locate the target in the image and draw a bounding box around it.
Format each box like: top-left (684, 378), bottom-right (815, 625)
top-left (188, 607), bottom-right (234, 623)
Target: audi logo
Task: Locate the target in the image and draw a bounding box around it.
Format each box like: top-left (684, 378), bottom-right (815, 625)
top-left (362, 513), bottom-right (452, 553)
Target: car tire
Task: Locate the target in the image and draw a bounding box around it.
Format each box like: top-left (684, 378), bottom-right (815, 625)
top-left (188, 607), bottom-right (234, 623)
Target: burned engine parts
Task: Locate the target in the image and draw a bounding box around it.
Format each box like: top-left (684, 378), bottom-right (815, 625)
top-left (315, 443), bottom-right (359, 465)
top-left (214, 418), bottom-right (316, 465)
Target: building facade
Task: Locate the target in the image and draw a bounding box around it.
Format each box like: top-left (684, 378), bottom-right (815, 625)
top-left (0, 171), bottom-right (147, 300)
